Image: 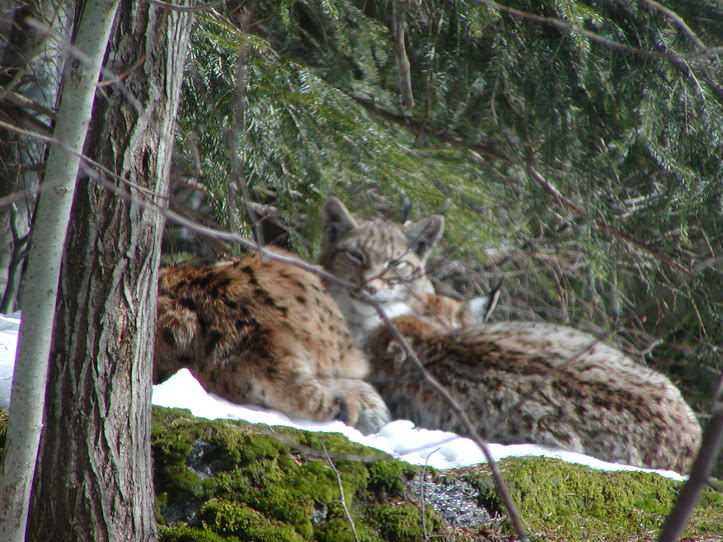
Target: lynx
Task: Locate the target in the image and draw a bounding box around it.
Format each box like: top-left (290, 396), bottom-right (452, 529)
top-left (153, 248), bottom-right (390, 435)
top-left (320, 197), bottom-right (447, 345)
top-left (320, 198), bottom-right (701, 471)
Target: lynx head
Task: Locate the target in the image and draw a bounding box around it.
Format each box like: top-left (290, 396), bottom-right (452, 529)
top-left (320, 196), bottom-right (444, 343)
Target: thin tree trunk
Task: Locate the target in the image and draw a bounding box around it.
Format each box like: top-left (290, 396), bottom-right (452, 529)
top-left (25, 0), bottom-right (195, 540)
top-left (0, 0), bottom-right (119, 539)
top-left (392, 0), bottom-right (414, 109)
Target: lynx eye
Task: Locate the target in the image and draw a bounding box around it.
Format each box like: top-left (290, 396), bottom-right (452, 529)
top-left (389, 259), bottom-right (410, 271)
top-left (344, 250), bottom-right (364, 265)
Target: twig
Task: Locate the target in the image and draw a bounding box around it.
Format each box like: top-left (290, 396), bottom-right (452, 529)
top-left (526, 165), bottom-right (694, 277)
top-left (367, 296), bottom-right (529, 541)
top-left (227, 10), bottom-right (265, 247)
top-left (0, 87), bottom-right (57, 118)
top-left (23, 16), bottom-right (146, 118)
top-left (657, 370), bottom-right (723, 542)
top-left (146, 0), bottom-right (227, 12)
top-left (419, 450), bottom-right (440, 542)
top-left (0, 187), bottom-right (41, 210)
top-left (323, 444), bottom-right (360, 542)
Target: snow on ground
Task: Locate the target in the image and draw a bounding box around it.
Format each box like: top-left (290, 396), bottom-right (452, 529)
top-left (0, 312), bottom-right (20, 409)
top-left (0, 313), bottom-right (685, 481)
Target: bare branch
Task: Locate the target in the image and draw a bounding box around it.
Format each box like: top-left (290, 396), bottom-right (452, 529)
top-left (24, 16), bottom-right (146, 117)
top-left (657, 370), bottom-right (723, 542)
top-left (0, 87), bottom-right (57, 119)
top-left (323, 445), bottom-right (361, 542)
top-left (367, 298), bottom-right (529, 541)
top-left (526, 165), bottom-right (695, 277)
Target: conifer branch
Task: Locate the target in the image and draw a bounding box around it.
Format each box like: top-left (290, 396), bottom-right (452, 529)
top-left (526, 165), bottom-right (694, 277)
top-left (639, 0), bottom-right (707, 52)
top-left (471, 0), bottom-right (722, 60)
top-left (343, 90), bottom-right (512, 163)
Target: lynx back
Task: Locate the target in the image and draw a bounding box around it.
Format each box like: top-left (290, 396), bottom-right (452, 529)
top-left (154, 249), bottom-right (390, 434)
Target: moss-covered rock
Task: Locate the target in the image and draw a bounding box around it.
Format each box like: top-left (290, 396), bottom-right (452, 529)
top-left (1, 407), bottom-right (721, 542)
top-left (152, 407), bottom-right (445, 542)
top-left (462, 456), bottom-right (723, 541)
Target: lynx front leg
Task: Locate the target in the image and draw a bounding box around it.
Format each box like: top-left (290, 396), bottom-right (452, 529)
top-left (265, 373), bottom-right (390, 435)
top-left (192, 361), bottom-right (390, 435)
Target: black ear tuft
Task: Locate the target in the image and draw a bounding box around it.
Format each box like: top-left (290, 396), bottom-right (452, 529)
top-left (404, 215), bottom-right (444, 260)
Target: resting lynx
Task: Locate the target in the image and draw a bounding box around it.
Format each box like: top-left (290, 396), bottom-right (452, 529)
top-left (320, 198), bottom-right (701, 471)
top-left (154, 248), bottom-right (390, 434)
top-left (320, 197), bottom-right (447, 344)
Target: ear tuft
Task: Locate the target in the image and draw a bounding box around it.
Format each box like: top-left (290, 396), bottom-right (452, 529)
top-left (404, 215), bottom-right (444, 260)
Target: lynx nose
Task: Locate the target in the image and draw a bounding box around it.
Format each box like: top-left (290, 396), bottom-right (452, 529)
top-left (364, 278), bottom-right (386, 297)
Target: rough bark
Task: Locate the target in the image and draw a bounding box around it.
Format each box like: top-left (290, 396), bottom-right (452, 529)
top-left (25, 0), bottom-right (195, 540)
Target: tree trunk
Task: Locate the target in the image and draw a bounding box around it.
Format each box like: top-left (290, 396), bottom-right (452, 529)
top-left (25, 0), bottom-right (195, 540)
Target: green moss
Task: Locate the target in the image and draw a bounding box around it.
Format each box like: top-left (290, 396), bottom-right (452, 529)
top-left (151, 407), bottom-right (447, 541)
top-left (200, 499), bottom-right (305, 542)
top-left (366, 503), bottom-right (443, 542)
top-left (9, 405), bottom-right (718, 541)
top-left (465, 456), bottom-right (723, 541)
top-left (314, 517), bottom-right (370, 542)
top-left (367, 459), bottom-right (418, 499)
top-left (159, 523), bottom-right (234, 542)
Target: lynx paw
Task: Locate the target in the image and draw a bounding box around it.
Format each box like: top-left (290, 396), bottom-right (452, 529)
top-left (334, 380), bottom-right (391, 435)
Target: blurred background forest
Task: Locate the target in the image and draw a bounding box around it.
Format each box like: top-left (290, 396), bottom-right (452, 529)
top-left (164, 0), bottom-right (722, 415)
top-left (1, 0), bottom-right (721, 418)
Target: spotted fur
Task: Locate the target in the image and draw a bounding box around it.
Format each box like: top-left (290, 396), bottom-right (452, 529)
top-left (154, 248), bottom-right (390, 434)
top-left (319, 198), bottom-right (700, 471)
top-left (365, 317), bottom-right (701, 472)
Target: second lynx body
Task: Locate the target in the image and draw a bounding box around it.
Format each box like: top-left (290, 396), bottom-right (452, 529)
top-left (365, 317), bottom-right (701, 472)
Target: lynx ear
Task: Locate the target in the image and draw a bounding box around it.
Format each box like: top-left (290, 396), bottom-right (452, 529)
top-left (322, 197), bottom-right (358, 242)
top-left (404, 215), bottom-right (444, 261)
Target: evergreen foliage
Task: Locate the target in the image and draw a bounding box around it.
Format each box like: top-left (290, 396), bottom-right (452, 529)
top-left (172, 1), bottom-right (722, 410)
